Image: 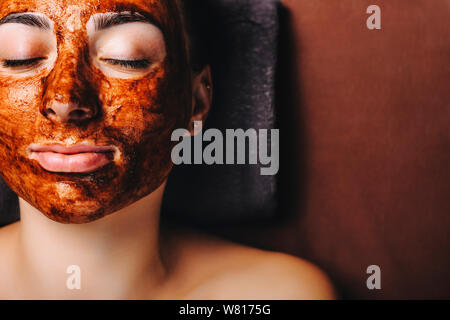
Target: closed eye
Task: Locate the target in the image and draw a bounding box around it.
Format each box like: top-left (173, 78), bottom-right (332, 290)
top-left (2, 57), bottom-right (46, 68)
top-left (101, 58), bottom-right (151, 70)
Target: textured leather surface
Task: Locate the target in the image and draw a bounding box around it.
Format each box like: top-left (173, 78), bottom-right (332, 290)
top-left (0, 178), bottom-right (18, 226)
top-left (213, 0), bottom-right (450, 299)
top-left (282, 0), bottom-right (450, 299)
top-left (163, 0), bottom-right (279, 225)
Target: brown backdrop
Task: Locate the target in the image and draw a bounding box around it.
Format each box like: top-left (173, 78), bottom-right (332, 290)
top-left (212, 0), bottom-right (450, 299)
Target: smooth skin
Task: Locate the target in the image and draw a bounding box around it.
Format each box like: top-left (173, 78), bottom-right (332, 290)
top-left (0, 191), bottom-right (336, 299)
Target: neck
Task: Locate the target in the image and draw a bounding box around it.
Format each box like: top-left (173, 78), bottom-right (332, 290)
top-left (16, 182), bottom-right (168, 299)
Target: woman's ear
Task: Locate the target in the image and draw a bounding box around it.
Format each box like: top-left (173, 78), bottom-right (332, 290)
top-left (189, 65), bottom-right (213, 135)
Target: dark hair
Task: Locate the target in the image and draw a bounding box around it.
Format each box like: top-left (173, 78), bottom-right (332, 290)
top-left (179, 0), bottom-right (211, 73)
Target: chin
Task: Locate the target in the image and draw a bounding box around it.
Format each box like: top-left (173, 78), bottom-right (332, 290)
top-left (30, 180), bottom-right (165, 224)
top-left (41, 202), bottom-right (109, 224)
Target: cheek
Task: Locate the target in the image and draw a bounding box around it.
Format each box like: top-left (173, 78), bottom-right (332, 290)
top-left (0, 80), bottom-right (47, 213)
top-left (98, 66), bottom-right (182, 144)
top-left (0, 78), bottom-right (43, 155)
top-left (0, 79), bottom-right (41, 119)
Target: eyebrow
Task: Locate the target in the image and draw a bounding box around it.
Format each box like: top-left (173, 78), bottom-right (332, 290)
top-left (0, 13), bottom-right (51, 30)
top-left (93, 12), bottom-right (160, 31)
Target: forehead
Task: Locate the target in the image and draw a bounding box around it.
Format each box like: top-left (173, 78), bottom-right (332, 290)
top-left (0, 0), bottom-right (174, 25)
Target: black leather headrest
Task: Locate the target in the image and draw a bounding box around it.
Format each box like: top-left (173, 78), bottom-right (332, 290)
top-left (163, 0), bottom-right (280, 226)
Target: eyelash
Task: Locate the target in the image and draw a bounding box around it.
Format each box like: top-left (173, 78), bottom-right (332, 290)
top-left (103, 59), bottom-right (151, 70)
top-left (2, 57), bottom-right (46, 68)
top-left (2, 57), bottom-right (151, 71)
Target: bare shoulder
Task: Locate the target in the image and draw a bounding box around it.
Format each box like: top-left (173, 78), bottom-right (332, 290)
top-left (164, 228), bottom-right (337, 300)
top-left (241, 251), bottom-right (337, 300)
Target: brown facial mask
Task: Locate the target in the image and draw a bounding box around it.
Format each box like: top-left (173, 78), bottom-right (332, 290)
top-left (0, 0), bottom-right (192, 223)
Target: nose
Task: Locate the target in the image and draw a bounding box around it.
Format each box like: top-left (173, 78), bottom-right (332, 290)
top-left (43, 95), bottom-right (96, 123)
top-left (41, 49), bottom-right (99, 124)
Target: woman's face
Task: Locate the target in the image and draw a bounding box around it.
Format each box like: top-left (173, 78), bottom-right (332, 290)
top-left (0, 0), bottom-right (192, 223)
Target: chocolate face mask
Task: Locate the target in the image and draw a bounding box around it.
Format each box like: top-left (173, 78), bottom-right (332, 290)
top-left (0, 0), bottom-right (192, 223)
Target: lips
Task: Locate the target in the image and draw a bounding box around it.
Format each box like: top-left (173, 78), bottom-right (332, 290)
top-left (28, 144), bottom-right (116, 173)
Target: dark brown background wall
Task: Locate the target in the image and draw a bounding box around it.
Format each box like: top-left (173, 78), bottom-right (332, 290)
top-left (216, 0), bottom-right (450, 299)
